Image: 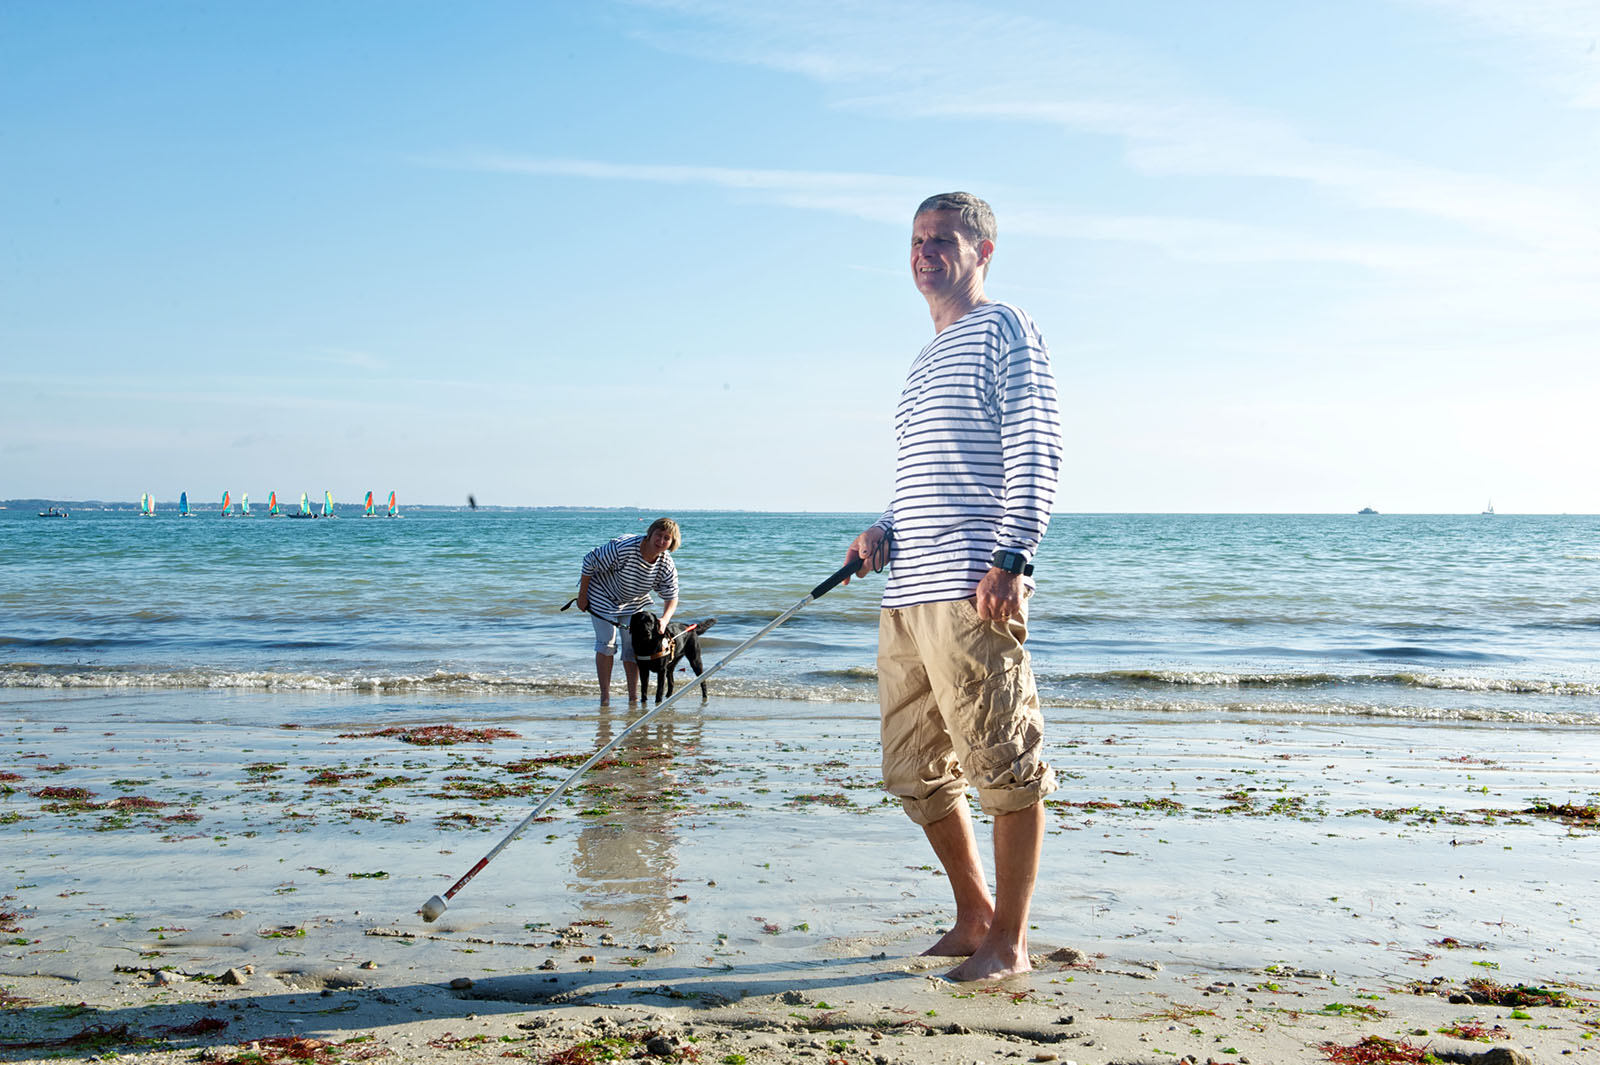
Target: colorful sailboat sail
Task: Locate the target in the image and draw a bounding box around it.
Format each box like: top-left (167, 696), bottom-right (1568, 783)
top-left (220, 490), bottom-right (231, 516)
top-left (140, 493), bottom-right (153, 517)
top-left (268, 491), bottom-right (280, 517)
top-left (300, 492), bottom-right (310, 515)
top-left (323, 490), bottom-right (336, 518)
top-left (387, 491), bottom-right (398, 518)
top-left (240, 492), bottom-right (249, 516)
top-left (363, 491), bottom-right (376, 517)
top-left (178, 491), bottom-right (191, 517)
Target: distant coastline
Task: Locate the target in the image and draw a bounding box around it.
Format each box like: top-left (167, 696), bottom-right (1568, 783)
top-left (6, 499), bottom-right (1594, 515)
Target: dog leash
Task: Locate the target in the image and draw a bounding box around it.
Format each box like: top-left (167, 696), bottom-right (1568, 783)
top-left (559, 598), bottom-right (622, 628)
top-left (559, 597), bottom-right (691, 663)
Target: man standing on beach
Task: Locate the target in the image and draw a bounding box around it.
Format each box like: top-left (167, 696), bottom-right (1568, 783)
top-left (845, 192), bottom-right (1063, 982)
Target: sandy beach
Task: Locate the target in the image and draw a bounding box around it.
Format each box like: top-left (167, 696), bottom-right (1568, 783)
top-left (3, 690), bottom-right (1597, 1063)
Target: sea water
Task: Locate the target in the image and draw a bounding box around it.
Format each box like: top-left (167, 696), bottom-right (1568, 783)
top-left (3, 507), bottom-right (1598, 727)
top-left (4, 507), bottom-right (1599, 983)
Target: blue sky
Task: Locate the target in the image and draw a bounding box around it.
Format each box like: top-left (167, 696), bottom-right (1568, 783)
top-left (3, 0), bottom-right (1596, 512)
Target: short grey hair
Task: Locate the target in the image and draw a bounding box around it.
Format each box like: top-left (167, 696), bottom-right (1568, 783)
top-left (914, 191), bottom-right (997, 244)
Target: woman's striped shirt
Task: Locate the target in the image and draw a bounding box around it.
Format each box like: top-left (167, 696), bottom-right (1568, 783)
top-left (874, 301), bottom-right (1063, 610)
top-left (580, 535), bottom-right (679, 622)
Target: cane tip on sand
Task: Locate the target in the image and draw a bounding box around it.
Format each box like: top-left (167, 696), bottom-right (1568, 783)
top-left (420, 895), bottom-right (447, 922)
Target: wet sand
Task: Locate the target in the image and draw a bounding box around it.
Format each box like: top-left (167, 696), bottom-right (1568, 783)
top-left (2, 691), bottom-right (1597, 1063)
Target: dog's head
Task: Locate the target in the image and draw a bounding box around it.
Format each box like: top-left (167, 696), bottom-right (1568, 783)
top-left (629, 611), bottom-right (663, 655)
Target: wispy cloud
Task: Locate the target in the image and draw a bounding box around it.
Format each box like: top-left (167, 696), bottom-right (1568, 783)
top-left (433, 154), bottom-right (931, 227)
top-left (437, 151), bottom-right (1598, 309)
top-left (621, 0), bottom-right (1598, 252)
top-left (307, 347), bottom-right (390, 373)
top-left (432, 1), bottom-right (1598, 350)
top-left (1401, 0), bottom-right (1600, 108)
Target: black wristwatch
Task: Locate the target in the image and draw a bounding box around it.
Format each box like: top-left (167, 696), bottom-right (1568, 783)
top-left (990, 549), bottom-right (1034, 576)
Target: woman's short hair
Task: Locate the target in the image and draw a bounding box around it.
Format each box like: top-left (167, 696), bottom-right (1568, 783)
top-left (648, 517), bottom-right (682, 552)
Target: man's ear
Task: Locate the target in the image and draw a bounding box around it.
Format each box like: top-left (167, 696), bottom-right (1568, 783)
top-left (978, 238), bottom-right (995, 266)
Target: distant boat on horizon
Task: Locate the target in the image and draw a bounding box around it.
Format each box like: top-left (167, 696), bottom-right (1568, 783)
top-left (37, 505), bottom-right (68, 518)
top-left (178, 491), bottom-right (192, 517)
top-left (323, 490), bottom-right (337, 519)
top-left (1482, 500), bottom-right (1495, 515)
top-left (220, 490), bottom-right (233, 517)
top-left (289, 491), bottom-right (316, 519)
top-left (268, 491), bottom-right (282, 518)
top-left (363, 491), bottom-right (378, 518)
top-left (1358, 506), bottom-right (1378, 515)
top-left (240, 492), bottom-right (250, 517)
top-left (139, 493), bottom-right (154, 517)
top-left (387, 491), bottom-right (399, 519)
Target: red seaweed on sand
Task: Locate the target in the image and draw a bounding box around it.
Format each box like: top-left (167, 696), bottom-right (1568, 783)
top-left (1320, 1034), bottom-right (1432, 1063)
top-left (338, 724), bottom-right (520, 746)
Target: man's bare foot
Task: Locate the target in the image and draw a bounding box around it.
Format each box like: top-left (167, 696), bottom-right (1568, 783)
top-left (921, 919), bottom-right (991, 957)
top-left (943, 941), bottom-right (1032, 982)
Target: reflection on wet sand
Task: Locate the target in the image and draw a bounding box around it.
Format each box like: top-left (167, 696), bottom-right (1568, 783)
top-left (567, 703), bottom-right (705, 940)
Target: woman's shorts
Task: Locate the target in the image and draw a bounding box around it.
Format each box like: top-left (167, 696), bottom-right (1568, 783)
top-left (591, 614), bottom-right (636, 662)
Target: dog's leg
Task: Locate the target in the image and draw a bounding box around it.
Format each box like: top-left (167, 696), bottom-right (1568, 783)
top-left (687, 642), bottom-right (709, 701)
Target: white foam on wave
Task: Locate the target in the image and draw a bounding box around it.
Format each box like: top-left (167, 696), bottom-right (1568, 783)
top-left (1043, 694), bottom-right (1593, 726)
top-left (0, 664), bottom-right (881, 703)
top-left (1050, 667), bottom-right (1600, 697)
top-left (3, 665), bottom-right (1592, 721)
top-left (1392, 672), bottom-right (1600, 696)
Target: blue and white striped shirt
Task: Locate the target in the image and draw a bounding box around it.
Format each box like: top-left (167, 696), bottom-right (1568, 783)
top-left (874, 301), bottom-right (1063, 609)
top-left (580, 535), bottom-right (679, 622)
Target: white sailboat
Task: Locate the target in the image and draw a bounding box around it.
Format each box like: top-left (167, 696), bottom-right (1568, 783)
top-left (1482, 500), bottom-right (1495, 515)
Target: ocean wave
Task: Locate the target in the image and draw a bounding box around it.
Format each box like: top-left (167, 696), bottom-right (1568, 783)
top-left (1081, 669), bottom-right (1342, 688)
top-left (1047, 696), bottom-right (1595, 727)
top-left (803, 666), bottom-right (879, 681)
top-left (0, 663), bottom-right (878, 703)
top-left (1057, 668), bottom-right (1600, 697)
top-left (1389, 672), bottom-right (1600, 696)
top-left (0, 635), bottom-right (127, 650)
top-left (6, 663), bottom-right (1591, 725)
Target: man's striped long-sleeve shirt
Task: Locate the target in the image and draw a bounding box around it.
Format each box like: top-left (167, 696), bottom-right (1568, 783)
top-left (873, 301), bottom-right (1063, 610)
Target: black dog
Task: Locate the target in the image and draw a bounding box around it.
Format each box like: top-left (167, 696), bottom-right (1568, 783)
top-left (629, 612), bottom-right (716, 704)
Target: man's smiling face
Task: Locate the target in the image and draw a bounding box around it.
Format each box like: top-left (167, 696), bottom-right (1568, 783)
top-left (910, 209), bottom-right (991, 304)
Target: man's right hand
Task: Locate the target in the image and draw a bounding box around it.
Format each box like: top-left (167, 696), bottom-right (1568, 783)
top-left (844, 526), bottom-right (887, 584)
top-left (577, 592), bottom-right (589, 613)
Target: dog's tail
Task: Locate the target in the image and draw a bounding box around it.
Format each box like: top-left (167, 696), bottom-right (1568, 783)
top-left (696, 617), bottom-right (717, 635)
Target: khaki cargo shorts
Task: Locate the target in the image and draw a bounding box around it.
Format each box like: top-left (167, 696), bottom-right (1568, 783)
top-left (877, 596), bottom-right (1057, 825)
